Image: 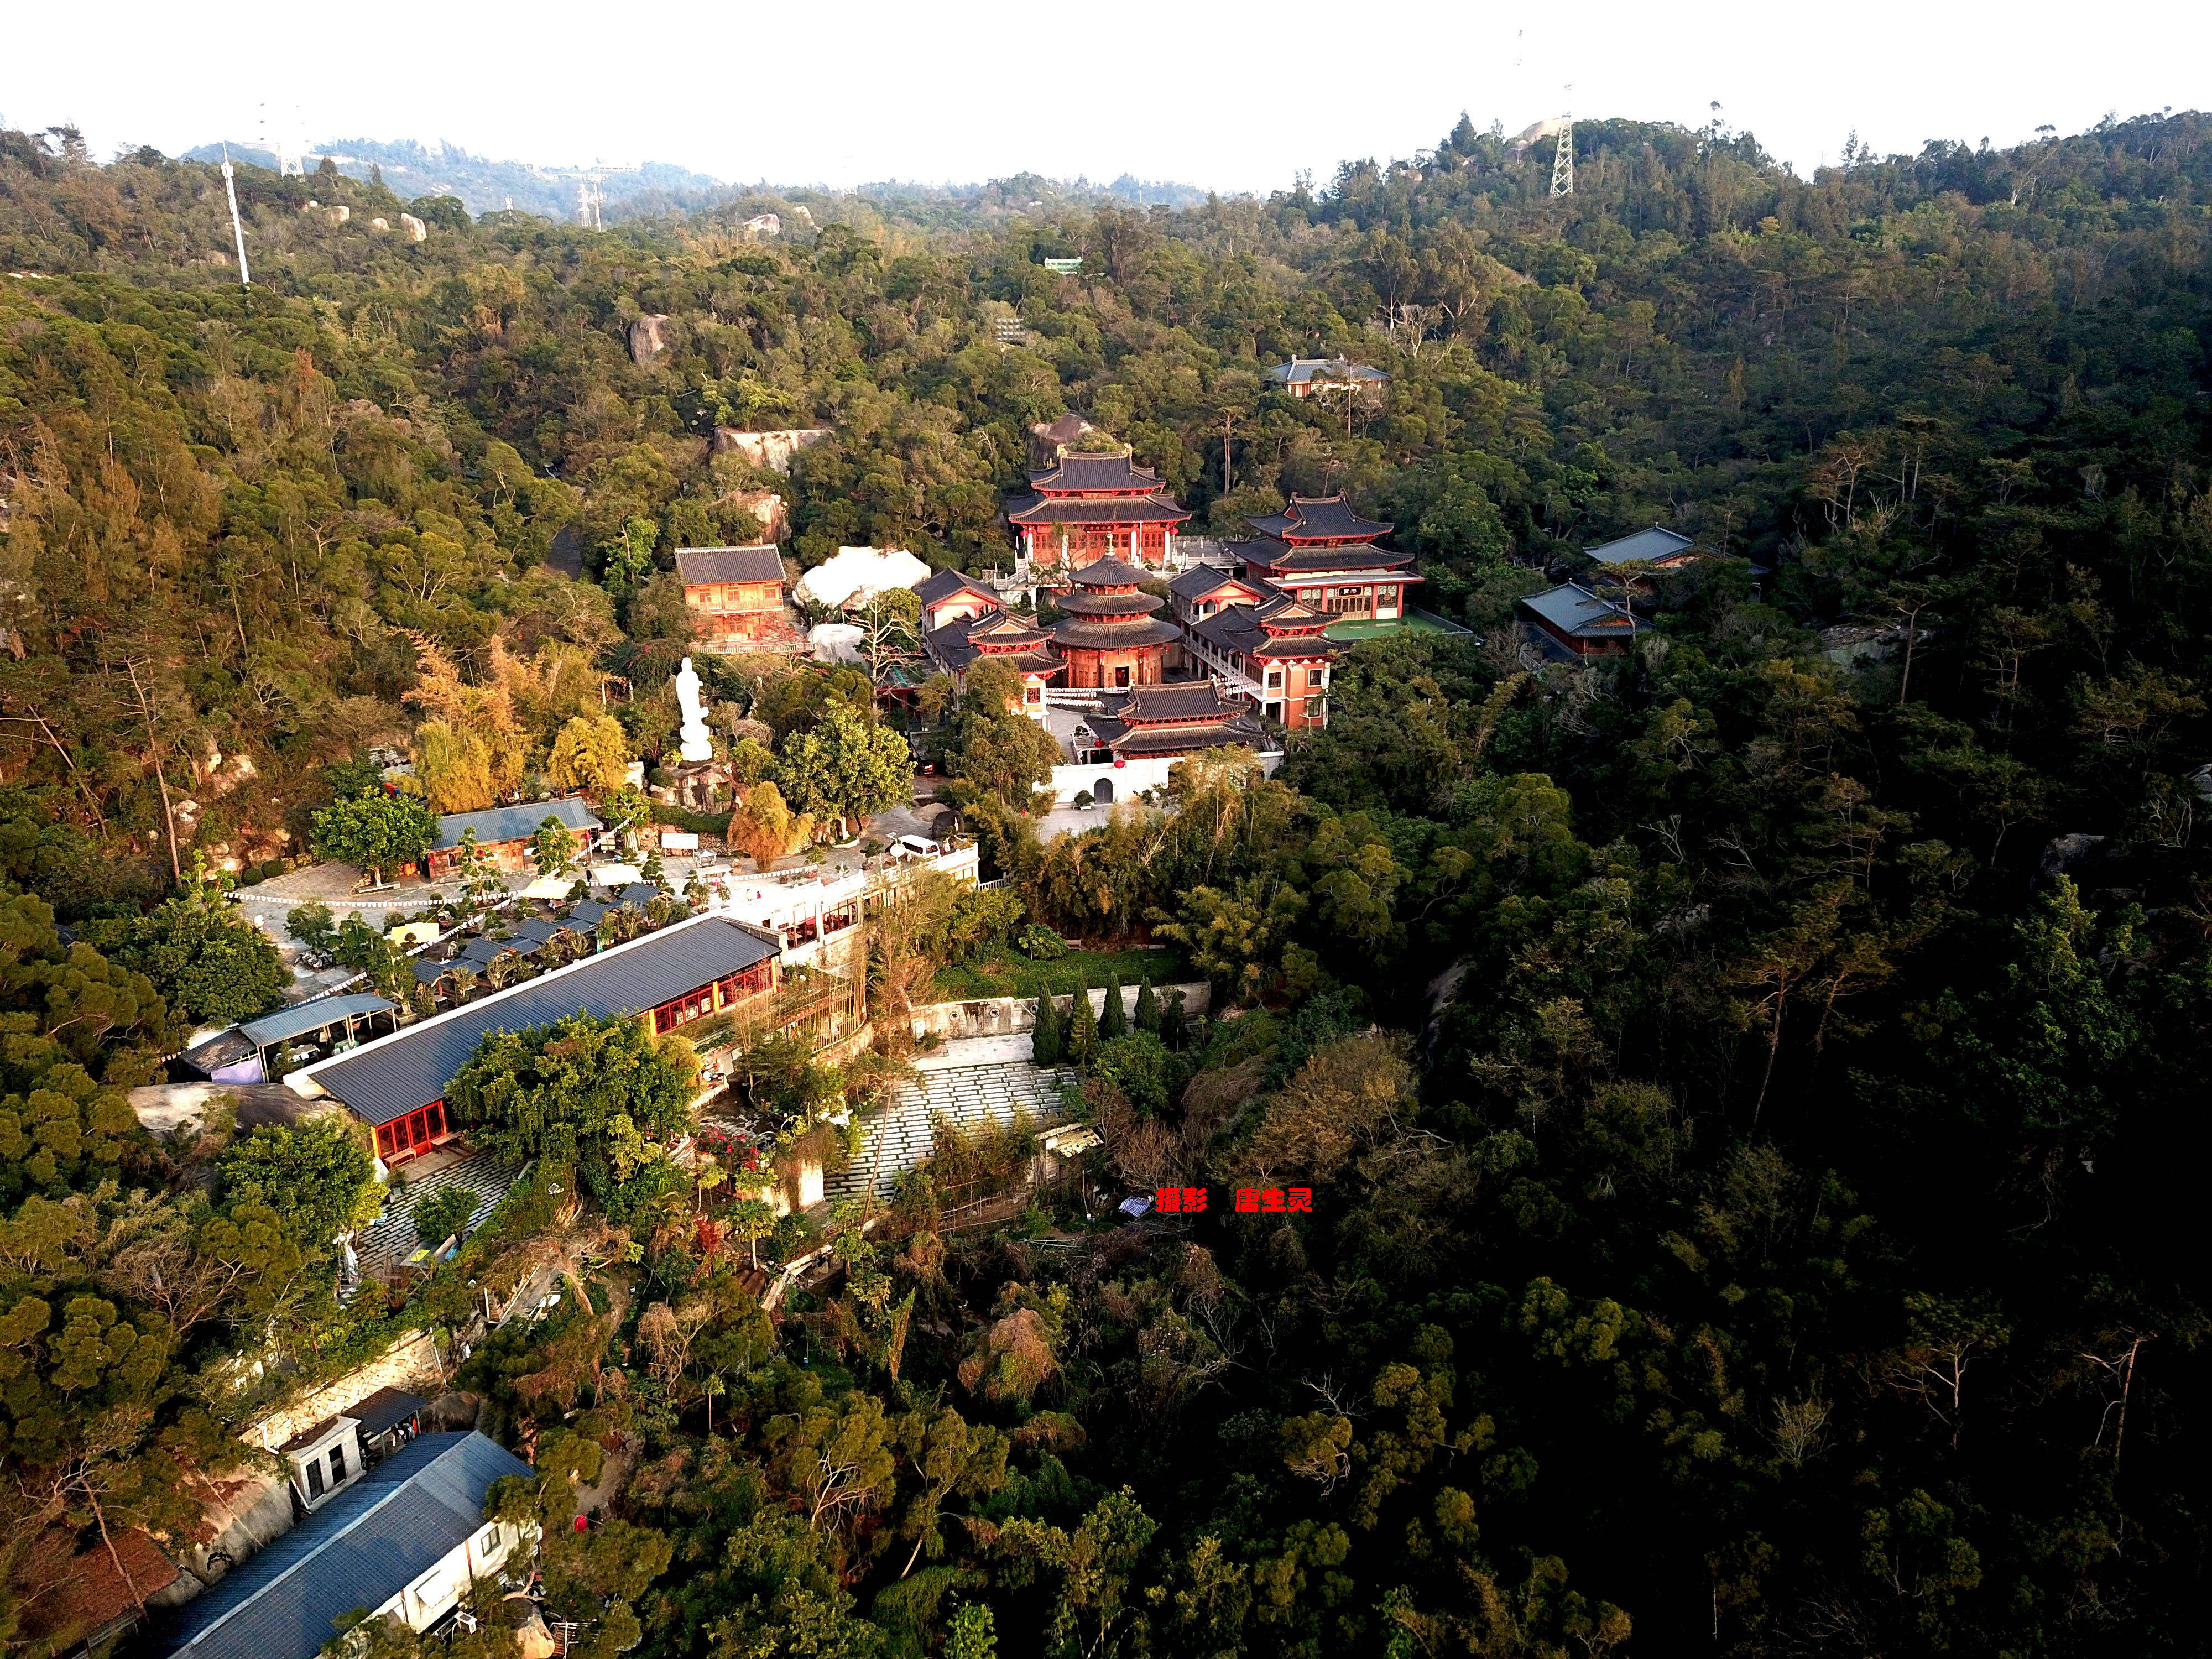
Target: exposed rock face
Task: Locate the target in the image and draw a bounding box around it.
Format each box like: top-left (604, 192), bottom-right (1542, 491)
top-left (720, 487), bottom-right (786, 540)
top-left (629, 314), bottom-right (672, 367)
top-left (400, 212), bottom-right (427, 242)
top-left (712, 426), bottom-right (833, 474)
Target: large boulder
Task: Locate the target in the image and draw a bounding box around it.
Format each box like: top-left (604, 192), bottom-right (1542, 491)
top-left (628, 314), bottom-right (672, 367)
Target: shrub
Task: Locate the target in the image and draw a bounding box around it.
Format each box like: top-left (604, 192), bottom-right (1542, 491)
top-left (1095, 1031), bottom-right (1175, 1116)
top-left (1018, 924), bottom-right (1067, 961)
top-left (261, 859), bottom-right (284, 879)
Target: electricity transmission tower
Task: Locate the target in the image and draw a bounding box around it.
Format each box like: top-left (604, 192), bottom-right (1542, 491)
top-left (1550, 92), bottom-right (1574, 197)
top-left (562, 165), bottom-right (639, 231)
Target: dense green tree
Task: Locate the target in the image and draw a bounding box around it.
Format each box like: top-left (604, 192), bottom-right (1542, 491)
top-left (217, 1117), bottom-right (383, 1246)
top-left (81, 891), bottom-right (285, 1028)
top-left (778, 702), bottom-right (914, 838)
top-left (446, 1010), bottom-right (697, 1186)
top-left (310, 791), bottom-right (439, 886)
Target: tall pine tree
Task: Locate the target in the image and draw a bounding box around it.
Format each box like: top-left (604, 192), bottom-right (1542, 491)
top-left (1098, 974), bottom-right (1127, 1040)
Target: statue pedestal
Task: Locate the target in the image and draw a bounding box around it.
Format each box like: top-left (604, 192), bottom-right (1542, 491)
top-left (670, 759), bottom-right (724, 812)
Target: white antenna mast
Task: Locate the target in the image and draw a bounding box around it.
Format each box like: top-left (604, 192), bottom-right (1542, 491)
top-left (1551, 87), bottom-right (1574, 197)
top-left (221, 146), bottom-right (252, 286)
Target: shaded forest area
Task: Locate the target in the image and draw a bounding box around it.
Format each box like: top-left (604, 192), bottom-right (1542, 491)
top-left (1, 107), bottom-right (2210, 1656)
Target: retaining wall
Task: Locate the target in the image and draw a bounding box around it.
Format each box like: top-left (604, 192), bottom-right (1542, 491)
top-left (909, 980), bottom-right (1211, 1043)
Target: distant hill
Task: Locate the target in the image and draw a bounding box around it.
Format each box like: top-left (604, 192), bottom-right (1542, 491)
top-left (182, 138), bottom-right (1214, 224)
top-left (180, 137), bottom-right (721, 220)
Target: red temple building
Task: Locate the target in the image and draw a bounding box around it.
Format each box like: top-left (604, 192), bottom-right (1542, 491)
top-left (1183, 591), bottom-right (1343, 729)
top-left (1069, 683), bottom-right (1269, 768)
top-left (921, 575), bottom-right (1065, 718)
top-left (1048, 555), bottom-right (1183, 688)
top-left (1229, 494), bottom-right (1420, 622)
top-left (1006, 445), bottom-right (1191, 571)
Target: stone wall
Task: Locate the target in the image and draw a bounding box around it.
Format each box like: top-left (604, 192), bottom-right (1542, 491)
top-left (909, 981), bottom-right (1210, 1044)
top-left (241, 1329), bottom-right (447, 1452)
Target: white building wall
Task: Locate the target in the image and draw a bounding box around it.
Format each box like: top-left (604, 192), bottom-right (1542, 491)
top-left (1047, 752), bottom-right (1282, 806)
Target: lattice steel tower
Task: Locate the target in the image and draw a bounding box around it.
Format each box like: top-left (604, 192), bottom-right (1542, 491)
top-left (1550, 101), bottom-right (1574, 197)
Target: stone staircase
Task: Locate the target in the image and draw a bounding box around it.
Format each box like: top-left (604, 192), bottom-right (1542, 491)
top-left (823, 1060), bottom-right (1079, 1203)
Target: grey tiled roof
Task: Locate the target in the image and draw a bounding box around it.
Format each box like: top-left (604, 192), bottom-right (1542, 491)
top-left (162, 1433), bottom-right (532, 1659)
top-left (1109, 684), bottom-right (1246, 723)
top-left (1028, 451), bottom-right (1166, 492)
top-left (674, 545), bottom-right (785, 585)
top-left (916, 568), bottom-right (999, 607)
top-left (1246, 494), bottom-right (1393, 542)
top-left (1050, 616), bottom-right (1183, 651)
top-left (431, 796), bottom-right (599, 853)
top-left (1168, 565), bottom-right (1265, 601)
top-left (302, 917), bottom-right (778, 1126)
top-left (1005, 494), bottom-right (1191, 525)
top-left (1584, 525), bottom-right (1697, 564)
top-left (1267, 357), bottom-right (1389, 386)
top-left (1067, 555), bottom-right (1153, 589)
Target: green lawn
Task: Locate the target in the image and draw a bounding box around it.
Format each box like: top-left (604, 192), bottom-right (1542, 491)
top-left (930, 945), bottom-right (1194, 1003)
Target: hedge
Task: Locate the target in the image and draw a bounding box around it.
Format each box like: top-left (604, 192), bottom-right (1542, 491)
top-left (649, 804), bottom-right (734, 837)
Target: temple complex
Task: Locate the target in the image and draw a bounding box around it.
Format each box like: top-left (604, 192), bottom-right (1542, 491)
top-left (1048, 555), bottom-right (1183, 688)
top-left (1006, 445), bottom-right (1191, 571)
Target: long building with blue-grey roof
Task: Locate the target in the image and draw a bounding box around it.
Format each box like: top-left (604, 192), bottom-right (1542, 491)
top-left (163, 1432), bottom-right (534, 1659)
top-left (291, 911), bottom-right (808, 1166)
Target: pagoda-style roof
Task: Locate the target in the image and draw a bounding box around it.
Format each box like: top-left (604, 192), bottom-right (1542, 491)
top-left (1191, 598), bottom-right (1347, 664)
top-left (1029, 448), bottom-right (1167, 494)
top-left (1081, 686), bottom-right (1271, 758)
top-left (1057, 589), bottom-right (1161, 618)
top-left (1068, 555), bottom-right (1154, 591)
top-left (1006, 494), bottom-right (1192, 525)
top-left (1114, 682), bottom-right (1248, 724)
top-left (924, 611), bottom-right (1063, 677)
top-left (1050, 615), bottom-right (1184, 652)
top-left (1245, 494), bottom-right (1393, 544)
top-left (1256, 595), bottom-right (1333, 635)
top-left (1233, 535), bottom-right (1415, 576)
top-left (1006, 495), bottom-right (1190, 526)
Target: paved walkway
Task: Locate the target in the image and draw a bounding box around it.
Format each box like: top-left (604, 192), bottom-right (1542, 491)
top-left (825, 1048), bottom-right (1078, 1203)
top-left (352, 1148), bottom-right (527, 1278)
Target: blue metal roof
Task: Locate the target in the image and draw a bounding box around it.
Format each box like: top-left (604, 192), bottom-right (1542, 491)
top-left (1584, 525), bottom-right (1695, 564)
top-left (431, 796), bottom-right (601, 853)
top-left (303, 917), bottom-right (779, 1126)
top-left (163, 1432), bottom-right (532, 1659)
top-left (237, 994), bottom-right (395, 1050)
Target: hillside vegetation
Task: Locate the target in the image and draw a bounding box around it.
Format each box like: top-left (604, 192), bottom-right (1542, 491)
top-left (0, 109), bottom-right (2208, 1656)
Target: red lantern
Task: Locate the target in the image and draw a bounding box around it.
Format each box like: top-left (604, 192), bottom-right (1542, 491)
top-left (1113, 759), bottom-right (1125, 768)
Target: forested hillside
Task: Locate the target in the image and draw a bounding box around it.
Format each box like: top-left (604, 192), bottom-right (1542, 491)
top-left (1, 108), bottom-right (2209, 1656)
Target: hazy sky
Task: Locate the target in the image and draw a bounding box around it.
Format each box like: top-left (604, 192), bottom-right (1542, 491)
top-left (6, 0), bottom-right (2206, 194)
